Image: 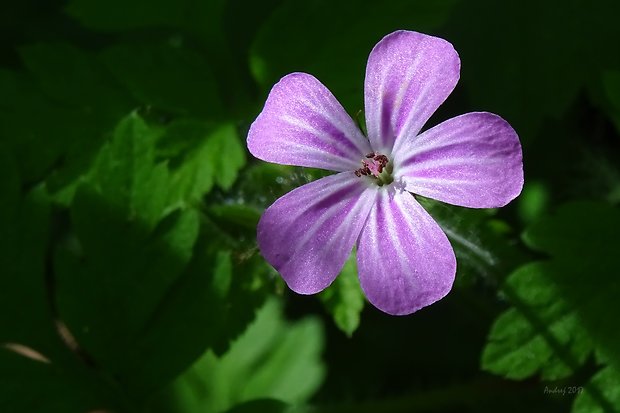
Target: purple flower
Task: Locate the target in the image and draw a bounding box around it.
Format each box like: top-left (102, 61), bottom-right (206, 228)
top-left (247, 30), bottom-right (523, 315)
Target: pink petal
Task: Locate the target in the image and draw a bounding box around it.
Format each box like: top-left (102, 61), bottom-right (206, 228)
top-left (248, 73), bottom-right (372, 171)
top-left (364, 30), bottom-right (460, 154)
top-left (258, 172), bottom-right (377, 294)
top-left (394, 112), bottom-right (524, 208)
top-left (356, 190), bottom-right (456, 315)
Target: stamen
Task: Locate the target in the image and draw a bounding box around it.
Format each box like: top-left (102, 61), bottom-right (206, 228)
top-left (354, 152), bottom-right (393, 186)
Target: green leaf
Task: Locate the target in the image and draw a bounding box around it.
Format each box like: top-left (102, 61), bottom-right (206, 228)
top-left (223, 399), bottom-right (291, 413)
top-left (0, 69), bottom-right (86, 184)
top-left (250, 0), bottom-right (457, 113)
top-left (66, 0), bottom-right (187, 31)
top-left (88, 112), bottom-right (169, 228)
top-left (0, 44), bottom-right (133, 193)
top-left (0, 148), bottom-right (55, 352)
top-left (50, 112), bottom-right (259, 399)
top-left (481, 262), bottom-right (593, 380)
top-left (164, 121), bottom-right (246, 207)
top-left (447, 0), bottom-right (620, 141)
top-left (52, 113), bottom-right (210, 397)
top-left (154, 298), bottom-right (325, 413)
top-left (602, 70), bottom-right (620, 133)
top-left (319, 254), bottom-right (365, 337)
top-left (573, 367), bottom-right (620, 413)
top-left (19, 43), bottom-right (131, 112)
top-left (55, 188), bottom-right (200, 392)
top-left (418, 197), bottom-right (528, 288)
top-left (0, 149), bottom-right (119, 412)
top-left (208, 204), bottom-right (261, 233)
top-left (102, 41), bottom-right (223, 118)
top-left (521, 202), bottom-right (620, 371)
top-left (65, 0), bottom-right (225, 36)
top-left (482, 201), bottom-right (620, 411)
top-left (0, 350), bottom-right (117, 413)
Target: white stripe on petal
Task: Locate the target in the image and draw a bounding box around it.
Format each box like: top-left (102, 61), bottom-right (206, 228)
top-left (364, 31), bottom-right (460, 154)
top-left (395, 112), bottom-right (523, 208)
top-left (258, 172), bottom-right (376, 295)
top-left (356, 191), bottom-right (456, 315)
top-left (249, 73), bottom-right (371, 172)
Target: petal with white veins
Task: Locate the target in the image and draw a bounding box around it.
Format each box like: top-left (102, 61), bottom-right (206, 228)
top-left (364, 30), bottom-right (460, 154)
top-left (357, 189), bottom-right (456, 315)
top-left (394, 112), bottom-right (523, 208)
top-left (248, 73), bottom-right (372, 172)
top-left (258, 172), bottom-right (377, 294)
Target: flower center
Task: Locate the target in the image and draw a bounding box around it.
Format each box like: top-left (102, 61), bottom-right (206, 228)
top-left (354, 152), bottom-right (394, 186)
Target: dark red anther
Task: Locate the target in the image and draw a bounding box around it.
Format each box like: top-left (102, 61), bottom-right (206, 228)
top-left (355, 152), bottom-right (390, 179)
top-left (374, 154), bottom-right (389, 167)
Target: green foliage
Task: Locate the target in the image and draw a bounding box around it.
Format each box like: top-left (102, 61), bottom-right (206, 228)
top-left (52, 113), bottom-right (259, 398)
top-left (0, 149), bottom-right (118, 413)
top-left (0, 110), bottom-right (267, 410)
top-left (482, 202), bottom-right (620, 410)
top-left (250, 0), bottom-right (457, 113)
top-left (0, 44), bottom-right (134, 193)
top-left (482, 263), bottom-right (593, 380)
top-left (573, 367), bottom-right (620, 413)
top-left (102, 41), bottom-right (224, 118)
top-left (223, 399), bottom-right (292, 413)
top-left (3, 0), bottom-right (620, 412)
top-left (153, 299), bottom-right (325, 413)
top-left (603, 70), bottom-right (620, 133)
top-left (319, 254), bottom-right (365, 337)
top-left (65, 0), bottom-right (225, 35)
top-left (418, 197), bottom-right (528, 288)
top-left (161, 120), bottom-right (246, 207)
top-left (447, 0), bottom-right (620, 141)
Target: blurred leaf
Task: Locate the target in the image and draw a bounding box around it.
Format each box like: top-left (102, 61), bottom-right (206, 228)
top-left (65, 0), bottom-right (262, 116)
top-left (481, 262), bottom-right (593, 381)
top-left (19, 43), bottom-right (130, 112)
top-left (418, 197), bottom-right (528, 288)
top-left (87, 112), bottom-right (169, 228)
top-left (224, 399), bottom-right (291, 413)
top-left (0, 149), bottom-right (119, 412)
top-left (0, 148), bottom-right (55, 352)
top-left (55, 188), bottom-right (200, 394)
top-left (573, 367), bottom-right (620, 413)
top-left (236, 163), bottom-right (331, 211)
top-left (517, 181), bottom-right (551, 224)
top-left (66, 0), bottom-right (225, 36)
top-left (52, 112), bottom-right (259, 399)
top-left (521, 202), bottom-right (620, 370)
top-left (319, 254), bottom-right (365, 337)
top-left (482, 202), bottom-right (620, 410)
top-left (156, 298), bottom-right (325, 413)
top-left (448, 0), bottom-right (620, 141)
top-left (0, 43), bottom-right (133, 193)
top-left (251, 0), bottom-right (458, 113)
top-left (114, 220), bottom-right (269, 397)
top-left (0, 350), bottom-right (117, 413)
top-left (602, 70), bottom-right (620, 133)
top-left (208, 204), bottom-right (261, 233)
top-left (102, 41), bottom-right (223, 118)
top-left (54, 113), bottom-right (206, 396)
top-left (0, 69), bottom-right (81, 184)
top-left (161, 120), bottom-right (246, 207)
